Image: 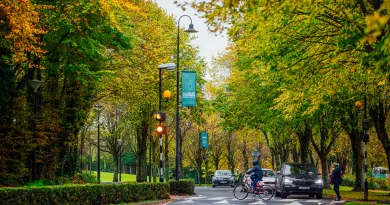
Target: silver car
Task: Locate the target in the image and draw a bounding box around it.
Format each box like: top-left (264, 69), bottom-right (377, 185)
top-left (212, 170), bottom-right (235, 187)
top-left (262, 169), bottom-right (276, 188)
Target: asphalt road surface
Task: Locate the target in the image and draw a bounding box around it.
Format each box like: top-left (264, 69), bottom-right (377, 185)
top-left (168, 186), bottom-right (346, 205)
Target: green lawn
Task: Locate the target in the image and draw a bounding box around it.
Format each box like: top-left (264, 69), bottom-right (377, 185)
top-left (90, 172), bottom-right (164, 182)
top-left (323, 186), bottom-right (390, 203)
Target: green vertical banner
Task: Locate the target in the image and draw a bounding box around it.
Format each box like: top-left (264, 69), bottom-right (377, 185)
top-left (200, 131), bottom-right (208, 148)
top-left (181, 71), bottom-right (197, 107)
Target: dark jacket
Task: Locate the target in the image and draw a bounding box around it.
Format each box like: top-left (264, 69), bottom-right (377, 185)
top-left (246, 160), bottom-right (263, 180)
top-left (332, 166), bottom-right (342, 185)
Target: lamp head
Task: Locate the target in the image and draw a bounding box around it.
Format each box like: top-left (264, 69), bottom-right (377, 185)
top-left (158, 63), bottom-right (176, 71)
top-left (184, 23), bottom-right (198, 33)
top-left (29, 79), bottom-right (42, 93)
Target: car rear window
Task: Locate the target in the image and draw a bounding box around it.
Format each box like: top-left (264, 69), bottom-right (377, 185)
top-left (284, 164), bottom-right (317, 175)
top-left (215, 170), bottom-right (232, 176)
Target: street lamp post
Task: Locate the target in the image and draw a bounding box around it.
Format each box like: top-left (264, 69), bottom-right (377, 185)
top-left (176, 15), bottom-right (198, 181)
top-left (29, 75), bottom-right (42, 182)
top-left (118, 139), bottom-right (123, 182)
top-left (95, 104), bottom-right (103, 184)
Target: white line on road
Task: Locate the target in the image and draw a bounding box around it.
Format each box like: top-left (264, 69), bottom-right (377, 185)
top-left (213, 200), bottom-right (230, 204)
top-left (249, 200), bottom-right (266, 204)
top-left (180, 199), bottom-right (195, 203)
top-left (281, 199), bottom-right (297, 202)
top-left (207, 197), bottom-right (229, 200)
top-left (306, 199), bottom-right (321, 203)
top-left (285, 201), bottom-right (302, 205)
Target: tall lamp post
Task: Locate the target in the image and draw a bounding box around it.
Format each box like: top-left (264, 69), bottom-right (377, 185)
top-left (176, 15), bottom-right (198, 181)
top-left (30, 75), bottom-right (42, 182)
top-left (157, 63), bottom-right (175, 183)
top-left (95, 104), bottom-right (103, 183)
top-left (118, 139), bottom-right (123, 182)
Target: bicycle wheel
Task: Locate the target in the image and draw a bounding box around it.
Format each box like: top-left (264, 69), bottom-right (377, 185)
top-left (233, 184), bottom-right (249, 200)
top-left (258, 185), bottom-right (274, 200)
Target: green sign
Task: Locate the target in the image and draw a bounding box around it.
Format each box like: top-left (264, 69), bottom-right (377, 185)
top-left (181, 71), bottom-right (196, 107)
top-left (200, 131), bottom-right (208, 148)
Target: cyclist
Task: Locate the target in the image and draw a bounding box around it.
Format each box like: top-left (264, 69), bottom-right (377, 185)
top-left (246, 160), bottom-right (263, 195)
top-left (234, 169), bottom-right (242, 184)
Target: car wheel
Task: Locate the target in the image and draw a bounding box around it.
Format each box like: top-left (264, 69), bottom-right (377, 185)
top-left (309, 194), bottom-right (314, 197)
top-left (316, 194), bottom-right (322, 199)
top-left (231, 185), bottom-right (235, 188)
top-left (281, 186), bottom-right (287, 199)
top-left (212, 185), bottom-right (216, 188)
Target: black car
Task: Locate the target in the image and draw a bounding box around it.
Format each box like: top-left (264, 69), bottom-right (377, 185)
top-left (275, 163), bottom-right (323, 199)
top-left (212, 170), bottom-right (235, 187)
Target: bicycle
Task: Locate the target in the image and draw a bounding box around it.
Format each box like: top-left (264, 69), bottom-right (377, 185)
top-left (233, 174), bottom-right (275, 200)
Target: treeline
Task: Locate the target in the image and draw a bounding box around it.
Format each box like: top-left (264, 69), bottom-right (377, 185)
top-left (0, 0), bottom-right (206, 185)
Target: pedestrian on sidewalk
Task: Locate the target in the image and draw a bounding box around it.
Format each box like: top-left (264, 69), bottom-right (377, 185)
top-left (331, 162), bottom-right (343, 201)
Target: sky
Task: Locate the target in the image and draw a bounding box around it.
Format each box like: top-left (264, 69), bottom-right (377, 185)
top-left (156, 1), bottom-right (228, 67)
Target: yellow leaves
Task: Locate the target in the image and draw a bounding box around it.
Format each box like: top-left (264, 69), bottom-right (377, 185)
top-left (363, 4), bottom-right (390, 44)
top-left (0, 0), bottom-right (45, 64)
top-left (378, 79), bottom-right (386, 86)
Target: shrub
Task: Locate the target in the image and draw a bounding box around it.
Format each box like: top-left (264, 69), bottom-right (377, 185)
top-left (341, 174), bottom-right (355, 187)
top-left (76, 172), bottom-right (98, 184)
top-left (169, 179), bottom-right (195, 195)
top-left (0, 183), bottom-right (169, 205)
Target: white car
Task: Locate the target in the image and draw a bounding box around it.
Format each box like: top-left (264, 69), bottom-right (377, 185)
top-left (262, 168), bottom-right (276, 188)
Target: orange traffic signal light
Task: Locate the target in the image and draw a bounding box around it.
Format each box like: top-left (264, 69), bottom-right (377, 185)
top-left (156, 125), bottom-right (166, 134)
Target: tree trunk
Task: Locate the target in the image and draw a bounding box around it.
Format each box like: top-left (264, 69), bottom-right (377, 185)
top-left (136, 121), bottom-right (148, 182)
top-left (319, 154), bottom-right (330, 189)
top-left (349, 131), bottom-right (364, 191)
top-left (291, 144), bottom-right (300, 162)
top-left (227, 132), bottom-right (235, 173)
top-left (369, 103), bottom-right (390, 171)
top-left (113, 156), bottom-right (118, 182)
top-left (242, 142), bottom-right (248, 171)
top-left (296, 124), bottom-right (312, 163)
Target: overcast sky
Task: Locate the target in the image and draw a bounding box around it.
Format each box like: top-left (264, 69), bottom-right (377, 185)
top-left (156, 1), bottom-right (228, 66)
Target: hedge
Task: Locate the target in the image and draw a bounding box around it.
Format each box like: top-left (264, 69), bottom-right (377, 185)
top-left (169, 179), bottom-right (195, 195)
top-left (0, 183), bottom-right (169, 205)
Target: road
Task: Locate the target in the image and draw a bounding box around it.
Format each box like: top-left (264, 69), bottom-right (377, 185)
top-left (168, 186), bottom-right (345, 205)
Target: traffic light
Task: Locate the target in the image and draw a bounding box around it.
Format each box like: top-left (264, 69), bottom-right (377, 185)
top-left (363, 133), bottom-right (369, 143)
top-left (154, 111), bottom-right (166, 121)
top-left (156, 125), bottom-right (166, 134)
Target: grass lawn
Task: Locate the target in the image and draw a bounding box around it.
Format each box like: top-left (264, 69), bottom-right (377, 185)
top-left (323, 186), bottom-right (390, 203)
top-left (90, 172), bottom-right (165, 182)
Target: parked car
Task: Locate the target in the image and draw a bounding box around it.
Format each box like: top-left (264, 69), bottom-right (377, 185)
top-left (275, 163), bottom-right (323, 199)
top-left (212, 170), bottom-right (235, 187)
top-left (262, 168), bottom-right (276, 188)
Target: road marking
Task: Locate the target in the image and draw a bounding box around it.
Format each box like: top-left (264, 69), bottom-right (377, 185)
top-left (281, 199), bottom-right (297, 202)
top-left (285, 201), bottom-right (302, 205)
top-left (306, 199), bottom-right (321, 202)
top-left (180, 199), bottom-right (195, 203)
top-left (207, 197), bottom-right (229, 200)
top-left (331, 200), bottom-right (345, 204)
top-left (185, 196), bottom-right (206, 200)
top-left (213, 200), bottom-right (230, 204)
top-left (249, 200), bottom-right (266, 204)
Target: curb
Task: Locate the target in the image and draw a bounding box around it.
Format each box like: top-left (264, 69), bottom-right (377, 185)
top-left (129, 199), bottom-right (173, 205)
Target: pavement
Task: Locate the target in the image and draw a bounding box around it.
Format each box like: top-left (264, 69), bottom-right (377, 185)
top-left (166, 186), bottom-right (346, 205)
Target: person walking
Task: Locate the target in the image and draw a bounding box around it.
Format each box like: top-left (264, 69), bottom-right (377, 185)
top-left (331, 162), bottom-right (343, 201)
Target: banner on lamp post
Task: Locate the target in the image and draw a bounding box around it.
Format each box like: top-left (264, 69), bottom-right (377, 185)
top-left (181, 71), bottom-right (196, 107)
top-left (200, 131), bottom-right (208, 148)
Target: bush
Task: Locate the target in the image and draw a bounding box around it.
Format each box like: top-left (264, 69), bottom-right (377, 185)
top-left (76, 172), bottom-right (98, 184)
top-left (341, 174), bottom-right (355, 187)
top-left (0, 183), bottom-right (169, 205)
top-left (169, 179), bottom-right (195, 195)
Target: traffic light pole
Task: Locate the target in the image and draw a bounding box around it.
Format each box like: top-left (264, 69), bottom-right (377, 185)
top-left (158, 67), bottom-right (163, 183)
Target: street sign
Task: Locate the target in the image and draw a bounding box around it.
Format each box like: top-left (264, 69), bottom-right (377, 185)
top-left (181, 71), bottom-right (196, 107)
top-left (200, 131), bottom-right (208, 148)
